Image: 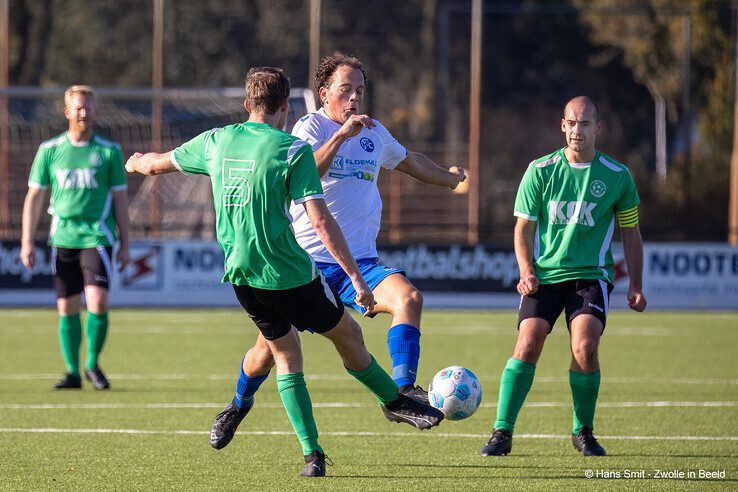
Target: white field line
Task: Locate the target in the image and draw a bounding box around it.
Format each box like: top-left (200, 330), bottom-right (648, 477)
top-left (0, 401), bottom-right (734, 410)
top-left (0, 402), bottom-right (362, 410)
top-left (0, 427), bottom-right (736, 442)
top-left (2, 373), bottom-right (738, 385)
top-left (0, 326), bottom-right (678, 336)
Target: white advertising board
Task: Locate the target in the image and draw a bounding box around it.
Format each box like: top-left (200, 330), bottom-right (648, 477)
top-left (1, 240), bottom-right (736, 310)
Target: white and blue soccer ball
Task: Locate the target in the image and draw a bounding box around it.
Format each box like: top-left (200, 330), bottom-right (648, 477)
top-left (428, 366), bottom-right (482, 420)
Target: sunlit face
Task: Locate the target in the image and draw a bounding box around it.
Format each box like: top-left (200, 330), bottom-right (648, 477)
top-left (320, 65), bottom-right (365, 124)
top-left (65, 94), bottom-right (97, 133)
top-left (561, 101), bottom-right (601, 155)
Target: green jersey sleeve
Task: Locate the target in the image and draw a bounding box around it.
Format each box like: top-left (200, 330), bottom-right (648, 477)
top-left (172, 129), bottom-right (212, 175)
top-left (286, 141), bottom-right (324, 203)
top-left (110, 148), bottom-right (128, 189)
top-left (513, 165), bottom-right (542, 221)
top-left (28, 146), bottom-right (50, 189)
top-left (616, 170), bottom-right (640, 212)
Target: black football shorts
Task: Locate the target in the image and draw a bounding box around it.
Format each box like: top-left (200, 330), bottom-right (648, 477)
top-left (518, 279), bottom-right (614, 331)
top-left (52, 246), bottom-right (114, 299)
top-left (232, 275), bottom-right (345, 341)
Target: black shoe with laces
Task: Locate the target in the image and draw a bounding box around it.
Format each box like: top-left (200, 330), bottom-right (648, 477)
top-left (209, 400), bottom-right (254, 450)
top-left (572, 427), bottom-right (607, 456)
top-left (480, 428), bottom-right (513, 456)
top-left (399, 384), bottom-right (429, 404)
top-left (53, 372), bottom-right (82, 389)
top-left (84, 365), bottom-right (110, 390)
top-left (299, 450), bottom-right (331, 477)
top-left (381, 393), bottom-right (444, 430)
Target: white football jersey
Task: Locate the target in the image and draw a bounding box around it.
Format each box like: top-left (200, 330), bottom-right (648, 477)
top-left (289, 108), bottom-right (408, 263)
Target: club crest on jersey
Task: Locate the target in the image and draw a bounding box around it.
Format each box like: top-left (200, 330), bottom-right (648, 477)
top-left (359, 137), bottom-right (374, 153)
top-left (548, 200), bottom-right (597, 226)
top-left (589, 180), bottom-right (606, 198)
top-left (89, 152), bottom-right (102, 166)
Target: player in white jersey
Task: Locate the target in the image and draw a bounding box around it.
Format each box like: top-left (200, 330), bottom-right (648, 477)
top-left (236, 53), bottom-right (466, 403)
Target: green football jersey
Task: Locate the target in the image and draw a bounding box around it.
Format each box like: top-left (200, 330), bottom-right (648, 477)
top-left (513, 148), bottom-right (640, 284)
top-left (28, 132), bottom-right (127, 248)
top-left (171, 122), bottom-right (324, 290)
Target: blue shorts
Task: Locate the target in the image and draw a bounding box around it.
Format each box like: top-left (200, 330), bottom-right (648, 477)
top-left (315, 257), bottom-right (405, 316)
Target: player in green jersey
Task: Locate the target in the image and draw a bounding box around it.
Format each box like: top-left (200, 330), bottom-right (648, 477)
top-left (125, 67), bottom-right (443, 477)
top-left (480, 96), bottom-right (647, 457)
top-left (21, 85), bottom-right (130, 391)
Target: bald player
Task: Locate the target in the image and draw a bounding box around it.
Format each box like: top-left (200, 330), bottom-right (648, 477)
top-left (480, 96), bottom-right (646, 457)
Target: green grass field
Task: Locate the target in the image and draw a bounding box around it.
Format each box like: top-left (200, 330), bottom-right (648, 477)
top-left (1, 309), bottom-right (736, 490)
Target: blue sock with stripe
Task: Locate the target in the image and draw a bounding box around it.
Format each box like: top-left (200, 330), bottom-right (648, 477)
top-left (387, 324), bottom-right (421, 388)
top-left (233, 360), bottom-right (269, 409)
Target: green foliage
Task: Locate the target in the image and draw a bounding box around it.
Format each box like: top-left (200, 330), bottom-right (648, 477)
top-left (572, 0), bottom-right (734, 239)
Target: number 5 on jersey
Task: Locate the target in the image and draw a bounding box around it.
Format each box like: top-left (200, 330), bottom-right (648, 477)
top-left (222, 158), bottom-right (255, 207)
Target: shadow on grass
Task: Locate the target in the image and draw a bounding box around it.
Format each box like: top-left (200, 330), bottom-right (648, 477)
top-left (396, 463), bottom-right (581, 470)
top-left (327, 474), bottom-right (582, 480)
top-left (607, 453), bottom-right (738, 458)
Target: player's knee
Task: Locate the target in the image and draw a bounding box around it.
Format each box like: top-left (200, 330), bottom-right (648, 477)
top-left (88, 298), bottom-right (108, 313)
top-left (513, 343), bottom-right (541, 363)
top-left (85, 289), bottom-right (109, 313)
top-left (572, 340), bottom-right (599, 364)
top-left (400, 286), bottom-right (423, 313)
top-left (513, 335), bottom-right (544, 363)
top-left (57, 296), bottom-right (81, 316)
top-left (334, 318), bottom-right (365, 350)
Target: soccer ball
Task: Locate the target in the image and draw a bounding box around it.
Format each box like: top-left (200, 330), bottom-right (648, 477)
top-left (428, 366), bottom-right (482, 420)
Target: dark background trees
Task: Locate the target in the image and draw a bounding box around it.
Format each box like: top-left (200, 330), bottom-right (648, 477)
top-left (6, 0), bottom-right (735, 241)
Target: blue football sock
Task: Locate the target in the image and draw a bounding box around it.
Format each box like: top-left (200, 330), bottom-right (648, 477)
top-left (233, 360), bottom-right (269, 409)
top-left (387, 324), bottom-right (421, 388)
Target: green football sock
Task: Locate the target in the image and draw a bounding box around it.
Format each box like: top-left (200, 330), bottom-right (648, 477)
top-left (276, 372), bottom-right (323, 456)
top-left (58, 314), bottom-right (82, 375)
top-left (346, 355), bottom-right (399, 405)
top-left (84, 311), bottom-right (109, 370)
top-left (493, 357), bottom-right (536, 433)
top-left (569, 370), bottom-right (601, 434)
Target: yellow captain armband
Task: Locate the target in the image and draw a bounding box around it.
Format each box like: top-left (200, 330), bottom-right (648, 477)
top-left (617, 205), bottom-right (639, 228)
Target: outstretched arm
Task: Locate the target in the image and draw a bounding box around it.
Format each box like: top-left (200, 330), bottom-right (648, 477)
top-left (394, 151), bottom-right (466, 189)
top-left (125, 151), bottom-right (178, 176)
top-left (621, 225), bottom-right (647, 312)
top-left (303, 198), bottom-right (375, 314)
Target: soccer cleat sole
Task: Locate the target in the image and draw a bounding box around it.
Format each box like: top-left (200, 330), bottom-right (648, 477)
top-left (53, 375), bottom-right (82, 390)
top-left (53, 384), bottom-right (82, 390)
top-left (381, 409), bottom-right (441, 430)
top-left (299, 463), bottom-right (326, 477)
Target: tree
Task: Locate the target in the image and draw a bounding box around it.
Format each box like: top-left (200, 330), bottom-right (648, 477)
top-left (572, 0), bottom-right (733, 237)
